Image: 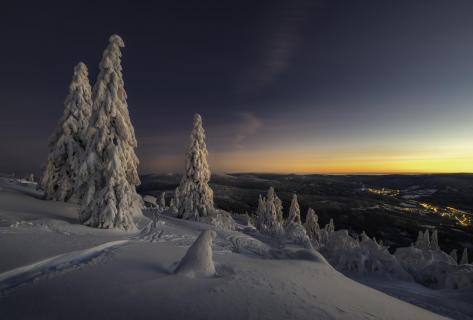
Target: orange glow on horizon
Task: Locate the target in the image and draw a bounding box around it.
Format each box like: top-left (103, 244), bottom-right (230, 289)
top-left (143, 148), bottom-right (473, 174)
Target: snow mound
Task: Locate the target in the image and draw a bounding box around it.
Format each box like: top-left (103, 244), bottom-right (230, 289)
top-left (175, 229), bottom-right (216, 278)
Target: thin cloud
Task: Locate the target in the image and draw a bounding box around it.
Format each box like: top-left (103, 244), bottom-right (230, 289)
top-left (240, 0), bottom-right (322, 93)
top-left (233, 112), bottom-right (263, 149)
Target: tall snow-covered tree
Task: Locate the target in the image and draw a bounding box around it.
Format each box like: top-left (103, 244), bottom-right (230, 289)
top-left (41, 62), bottom-right (92, 202)
top-left (287, 193), bottom-right (301, 225)
top-left (460, 248), bottom-right (469, 265)
top-left (78, 35), bottom-right (142, 230)
top-left (304, 208), bottom-right (320, 241)
top-left (177, 114), bottom-right (214, 219)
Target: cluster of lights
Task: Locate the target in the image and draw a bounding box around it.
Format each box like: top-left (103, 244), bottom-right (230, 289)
top-left (366, 188), bottom-right (400, 197)
top-left (419, 202), bottom-right (471, 227)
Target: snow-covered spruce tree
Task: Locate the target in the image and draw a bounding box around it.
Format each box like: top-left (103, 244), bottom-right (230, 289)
top-left (274, 195), bottom-right (284, 223)
top-left (177, 114), bottom-right (214, 219)
top-left (326, 218), bottom-right (335, 233)
top-left (256, 187), bottom-right (284, 235)
top-left (255, 194), bottom-right (266, 230)
top-left (415, 230), bottom-right (426, 249)
top-left (78, 35), bottom-right (142, 230)
top-left (460, 248), bottom-right (469, 265)
top-left (41, 62), bottom-right (92, 202)
top-left (450, 249), bottom-right (458, 265)
top-left (160, 192), bottom-right (166, 208)
top-left (174, 187), bottom-right (180, 209)
top-left (287, 193), bottom-right (301, 225)
top-left (169, 198), bottom-right (177, 213)
top-left (304, 208), bottom-right (320, 241)
top-left (423, 230), bottom-right (430, 248)
top-left (430, 229), bottom-right (439, 250)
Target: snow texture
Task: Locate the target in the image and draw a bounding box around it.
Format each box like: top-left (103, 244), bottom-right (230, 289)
top-left (41, 62), bottom-right (92, 202)
top-left (175, 229), bottom-right (217, 278)
top-left (0, 180), bottom-right (469, 319)
top-left (177, 114), bottom-right (214, 219)
top-left (77, 35), bottom-right (142, 230)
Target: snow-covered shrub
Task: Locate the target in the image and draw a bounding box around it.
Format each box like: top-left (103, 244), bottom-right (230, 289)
top-left (322, 230), bottom-right (411, 280)
top-left (143, 195), bottom-right (158, 208)
top-left (175, 230), bottom-right (216, 278)
top-left (41, 62), bottom-right (92, 202)
top-left (177, 114), bottom-right (214, 219)
top-left (444, 264), bottom-right (473, 289)
top-left (285, 222), bottom-right (312, 248)
top-left (394, 246), bottom-right (468, 288)
top-left (77, 35), bottom-right (142, 230)
top-left (232, 213), bottom-right (253, 227)
top-left (200, 210), bottom-right (236, 231)
top-left (394, 229), bottom-right (473, 289)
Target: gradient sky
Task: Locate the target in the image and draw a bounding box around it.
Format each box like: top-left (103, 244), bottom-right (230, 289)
top-left (1, 0), bottom-right (473, 175)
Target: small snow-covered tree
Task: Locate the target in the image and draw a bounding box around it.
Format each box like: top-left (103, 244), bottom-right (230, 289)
top-left (274, 195), bottom-right (284, 223)
top-left (460, 248), bottom-right (469, 265)
top-left (77, 35), bottom-right (141, 230)
top-left (326, 218), bottom-right (335, 233)
top-left (256, 194), bottom-right (266, 230)
top-left (177, 114), bottom-right (214, 219)
top-left (415, 230), bottom-right (427, 249)
top-left (255, 187), bottom-right (284, 235)
top-left (169, 198), bottom-right (177, 214)
top-left (41, 62), bottom-right (92, 202)
top-left (304, 208), bottom-right (320, 241)
top-left (174, 187), bottom-right (180, 209)
top-left (450, 249), bottom-right (458, 265)
top-left (430, 229), bottom-right (439, 250)
top-left (287, 193), bottom-right (301, 225)
top-left (423, 230), bottom-right (430, 248)
top-left (160, 192), bottom-right (166, 208)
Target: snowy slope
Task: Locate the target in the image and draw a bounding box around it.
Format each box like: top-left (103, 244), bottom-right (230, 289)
top-left (0, 179), bottom-right (466, 319)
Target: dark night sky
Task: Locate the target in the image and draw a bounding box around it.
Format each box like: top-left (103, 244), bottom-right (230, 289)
top-left (1, 0), bottom-right (473, 175)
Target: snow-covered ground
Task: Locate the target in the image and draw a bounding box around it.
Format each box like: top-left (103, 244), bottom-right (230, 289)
top-left (1, 178), bottom-right (472, 319)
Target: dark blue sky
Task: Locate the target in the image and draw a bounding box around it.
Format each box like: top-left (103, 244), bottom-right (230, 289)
top-left (1, 0), bottom-right (473, 175)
